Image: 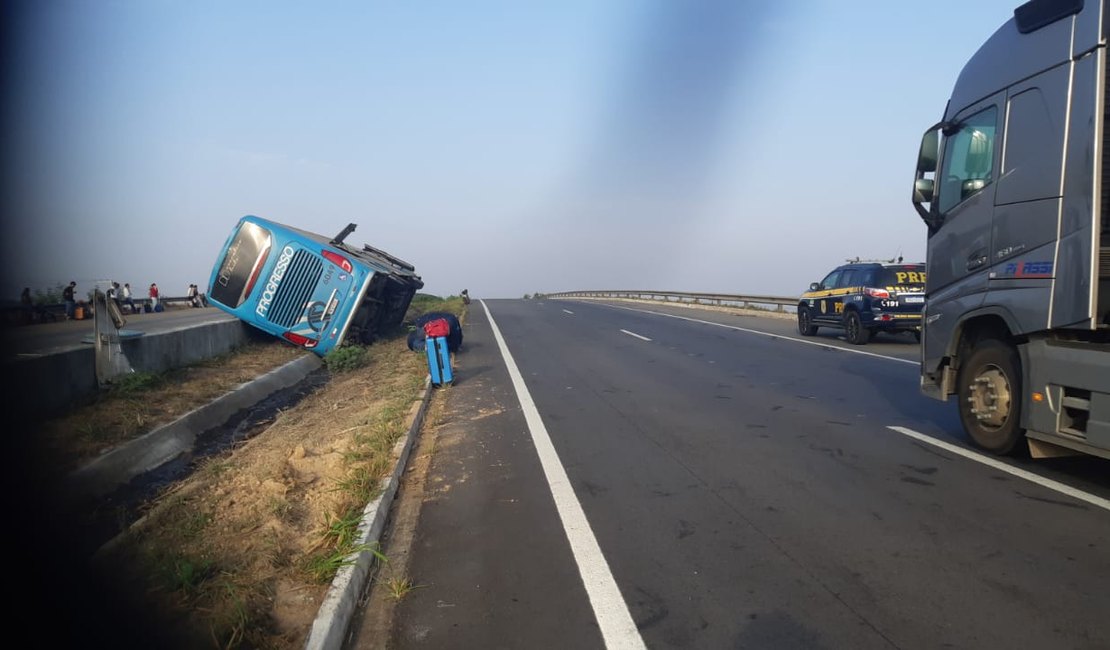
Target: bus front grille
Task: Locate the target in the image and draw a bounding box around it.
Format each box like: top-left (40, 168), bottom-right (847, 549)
top-left (265, 250), bottom-right (323, 329)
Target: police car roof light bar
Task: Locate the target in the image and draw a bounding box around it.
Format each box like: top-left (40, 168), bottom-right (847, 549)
top-left (846, 256), bottom-right (903, 264)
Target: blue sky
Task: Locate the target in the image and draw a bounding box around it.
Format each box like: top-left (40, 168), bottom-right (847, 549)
top-left (3, 0), bottom-right (1022, 300)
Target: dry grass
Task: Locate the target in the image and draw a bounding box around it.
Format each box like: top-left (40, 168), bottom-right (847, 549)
top-left (25, 297), bottom-right (467, 648)
top-left (90, 305), bottom-right (456, 649)
top-left (35, 341), bottom-right (308, 476)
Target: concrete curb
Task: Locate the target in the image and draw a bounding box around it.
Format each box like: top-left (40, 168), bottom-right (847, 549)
top-left (66, 354), bottom-right (324, 501)
top-left (303, 376), bottom-right (434, 650)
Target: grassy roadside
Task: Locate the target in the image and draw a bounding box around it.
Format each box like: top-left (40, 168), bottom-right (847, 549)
top-left (87, 295), bottom-right (467, 649)
top-left (34, 341), bottom-right (309, 477)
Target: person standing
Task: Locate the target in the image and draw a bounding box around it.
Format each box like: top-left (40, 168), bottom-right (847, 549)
top-left (121, 283), bottom-right (136, 313)
top-left (149, 283), bottom-right (160, 312)
top-left (108, 282), bottom-right (123, 312)
top-left (63, 281), bottom-right (77, 320)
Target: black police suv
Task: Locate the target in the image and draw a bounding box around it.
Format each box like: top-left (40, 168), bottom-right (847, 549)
top-left (797, 261), bottom-right (926, 344)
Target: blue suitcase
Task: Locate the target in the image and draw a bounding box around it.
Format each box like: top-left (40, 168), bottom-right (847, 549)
top-left (425, 335), bottom-right (453, 386)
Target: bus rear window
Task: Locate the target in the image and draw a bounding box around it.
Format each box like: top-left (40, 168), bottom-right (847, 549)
top-left (211, 221), bottom-right (272, 307)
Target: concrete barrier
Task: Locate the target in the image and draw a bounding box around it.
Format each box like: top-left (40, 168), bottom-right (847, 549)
top-left (8, 319), bottom-right (259, 424)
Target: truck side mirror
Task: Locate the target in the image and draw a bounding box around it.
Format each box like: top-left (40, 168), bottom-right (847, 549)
top-left (917, 130), bottom-right (938, 172)
top-left (912, 127), bottom-right (942, 227)
top-left (809, 282), bottom-right (822, 292)
top-left (914, 178), bottom-right (934, 203)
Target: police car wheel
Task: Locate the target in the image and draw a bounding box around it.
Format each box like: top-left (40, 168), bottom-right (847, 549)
top-left (913, 331), bottom-right (921, 343)
top-left (797, 307), bottom-right (818, 336)
top-left (844, 311), bottom-right (870, 345)
top-left (957, 339), bottom-right (1024, 455)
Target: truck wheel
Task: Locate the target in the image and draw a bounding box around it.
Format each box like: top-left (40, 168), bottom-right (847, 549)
top-left (798, 306), bottom-right (818, 336)
top-left (844, 310), bottom-right (870, 344)
top-left (957, 339), bottom-right (1024, 454)
top-left (913, 331), bottom-right (921, 343)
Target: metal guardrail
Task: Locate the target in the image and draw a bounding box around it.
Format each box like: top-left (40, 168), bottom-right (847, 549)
top-left (544, 290), bottom-right (798, 313)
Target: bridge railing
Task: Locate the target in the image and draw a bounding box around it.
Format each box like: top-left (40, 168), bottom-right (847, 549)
top-left (543, 290), bottom-right (798, 313)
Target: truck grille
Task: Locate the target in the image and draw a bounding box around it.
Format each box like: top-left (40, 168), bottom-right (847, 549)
top-left (264, 250), bottom-right (323, 329)
top-left (1101, 247), bottom-right (1110, 278)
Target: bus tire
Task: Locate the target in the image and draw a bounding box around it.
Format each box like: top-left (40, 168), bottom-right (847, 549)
top-left (957, 339), bottom-right (1024, 455)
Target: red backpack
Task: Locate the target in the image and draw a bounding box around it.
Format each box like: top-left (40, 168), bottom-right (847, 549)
top-left (422, 318), bottom-right (450, 338)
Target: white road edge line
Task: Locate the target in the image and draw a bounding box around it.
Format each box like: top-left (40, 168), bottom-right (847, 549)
top-left (563, 309), bottom-right (575, 314)
top-left (887, 426), bottom-right (1110, 513)
top-left (619, 329), bottom-right (652, 342)
top-left (481, 300), bottom-right (647, 649)
top-left (599, 302), bottom-right (918, 366)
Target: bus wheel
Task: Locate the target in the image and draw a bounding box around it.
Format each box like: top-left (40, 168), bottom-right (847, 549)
top-left (957, 339), bottom-right (1024, 454)
top-left (798, 306), bottom-right (817, 336)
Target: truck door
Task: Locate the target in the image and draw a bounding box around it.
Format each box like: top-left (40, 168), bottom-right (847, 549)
top-left (991, 65), bottom-right (1071, 332)
top-left (925, 95), bottom-right (1003, 363)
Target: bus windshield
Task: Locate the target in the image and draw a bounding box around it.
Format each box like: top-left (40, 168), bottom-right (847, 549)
top-left (211, 221), bottom-right (272, 308)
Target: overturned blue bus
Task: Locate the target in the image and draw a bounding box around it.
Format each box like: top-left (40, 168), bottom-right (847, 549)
top-left (207, 216), bottom-right (423, 356)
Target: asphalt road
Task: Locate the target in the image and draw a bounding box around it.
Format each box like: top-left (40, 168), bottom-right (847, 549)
top-left (382, 298), bottom-right (1110, 650)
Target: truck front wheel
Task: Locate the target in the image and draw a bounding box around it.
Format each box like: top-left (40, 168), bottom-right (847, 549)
top-left (957, 339), bottom-right (1024, 454)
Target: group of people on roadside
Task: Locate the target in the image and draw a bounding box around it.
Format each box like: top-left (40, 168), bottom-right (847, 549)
top-left (186, 283), bottom-right (207, 308)
top-left (33, 280), bottom-right (198, 321)
top-left (105, 282), bottom-right (139, 314)
top-left (21, 280), bottom-right (110, 321)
